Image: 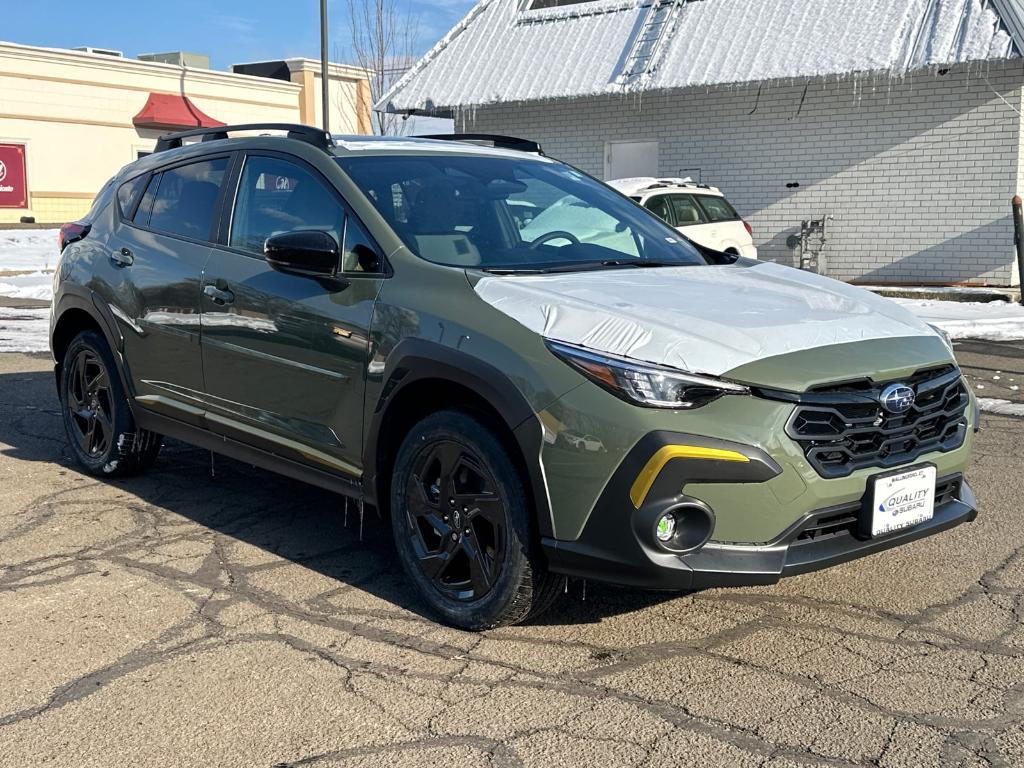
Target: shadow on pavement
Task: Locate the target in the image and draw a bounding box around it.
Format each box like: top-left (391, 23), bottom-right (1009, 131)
top-left (0, 368), bottom-right (675, 627)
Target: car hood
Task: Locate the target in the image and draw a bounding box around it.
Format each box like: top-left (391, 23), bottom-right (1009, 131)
top-left (473, 261), bottom-right (942, 380)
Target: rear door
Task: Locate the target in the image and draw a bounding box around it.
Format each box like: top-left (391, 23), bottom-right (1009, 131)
top-left (199, 151), bottom-right (384, 476)
top-left (107, 154), bottom-right (230, 423)
top-left (663, 192), bottom-right (721, 250)
top-left (692, 193), bottom-right (749, 253)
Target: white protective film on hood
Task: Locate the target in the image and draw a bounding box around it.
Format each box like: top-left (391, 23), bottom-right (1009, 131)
top-left (474, 262), bottom-right (938, 377)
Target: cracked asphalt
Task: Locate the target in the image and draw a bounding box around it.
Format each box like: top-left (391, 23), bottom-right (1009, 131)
top-left (1, 349), bottom-right (1023, 768)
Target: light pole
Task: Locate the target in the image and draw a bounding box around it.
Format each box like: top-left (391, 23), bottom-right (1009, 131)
top-left (320, 0), bottom-right (330, 133)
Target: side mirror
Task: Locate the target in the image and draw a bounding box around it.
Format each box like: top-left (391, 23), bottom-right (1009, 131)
top-left (264, 230), bottom-right (340, 278)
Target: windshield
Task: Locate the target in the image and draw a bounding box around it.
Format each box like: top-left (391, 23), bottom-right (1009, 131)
top-left (336, 154), bottom-right (709, 272)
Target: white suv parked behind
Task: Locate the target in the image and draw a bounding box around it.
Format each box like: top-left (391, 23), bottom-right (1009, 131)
top-left (607, 177), bottom-right (757, 259)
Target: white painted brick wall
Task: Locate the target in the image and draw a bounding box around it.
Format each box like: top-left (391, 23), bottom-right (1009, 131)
top-left (460, 61), bottom-right (1023, 286)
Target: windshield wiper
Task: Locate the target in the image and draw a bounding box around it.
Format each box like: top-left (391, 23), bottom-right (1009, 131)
top-left (484, 260), bottom-right (676, 275)
top-left (600, 259), bottom-right (675, 269)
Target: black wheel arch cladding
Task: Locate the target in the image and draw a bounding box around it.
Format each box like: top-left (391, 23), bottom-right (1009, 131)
top-left (364, 338), bottom-right (554, 538)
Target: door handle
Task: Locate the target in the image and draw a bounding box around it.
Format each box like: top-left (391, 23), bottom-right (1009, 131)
top-left (110, 247), bottom-right (134, 267)
top-left (203, 284), bottom-right (235, 305)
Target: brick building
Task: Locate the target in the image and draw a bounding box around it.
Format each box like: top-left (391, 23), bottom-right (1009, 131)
top-left (379, 0), bottom-right (1024, 287)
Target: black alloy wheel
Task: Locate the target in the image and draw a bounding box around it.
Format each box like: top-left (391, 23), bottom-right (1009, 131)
top-left (65, 348), bottom-right (114, 459)
top-left (404, 439), bottom-right (506, 602)
top-left (390, 409), bottom-right (563, 630)
top-left (59, 329), bottom-right (162, 477)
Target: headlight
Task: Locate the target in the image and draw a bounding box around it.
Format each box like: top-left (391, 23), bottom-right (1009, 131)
top-left (546, 340), bottom-right (749, 409)
top-left (928, 323), bottom-right (955, 354)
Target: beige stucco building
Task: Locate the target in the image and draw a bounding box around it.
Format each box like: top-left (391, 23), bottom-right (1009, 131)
top-left (0, 41), bottom-right (371, 225)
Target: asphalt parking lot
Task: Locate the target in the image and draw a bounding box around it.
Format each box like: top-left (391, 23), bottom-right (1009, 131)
top-left (1, 346), bottom-right (1023, 768)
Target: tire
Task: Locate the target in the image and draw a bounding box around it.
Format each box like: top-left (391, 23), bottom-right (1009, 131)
top-left (390, 409), bottom-right (563, 630)
top-left (59, 329), bottom-right (162, 477)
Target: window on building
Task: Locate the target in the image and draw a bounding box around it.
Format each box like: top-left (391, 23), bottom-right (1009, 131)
top-left (695, 195), bottom-right (740, 223)
top-left (667, 194), bottom-right (706, 226)
top-left (230, 155), bottom-right (344, 256)
top-left (146, 157), bottom-right (228, 241)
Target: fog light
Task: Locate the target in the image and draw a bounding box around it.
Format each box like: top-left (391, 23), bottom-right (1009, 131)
top-left (656, 513), bottom-right (676, 542)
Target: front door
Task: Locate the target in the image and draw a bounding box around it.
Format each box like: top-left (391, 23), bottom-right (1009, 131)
top-left (199, 152), bottom-right (384, 476)
top-left (108, 155), bottom-right (230, 423)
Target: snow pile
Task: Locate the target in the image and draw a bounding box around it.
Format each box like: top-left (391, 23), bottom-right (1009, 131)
top-left (893, 298), bottom-right (1024, 341)
top-left (0, 272), bottom-right (54, 301)
top-left (978, 398), bottom-right (1024, 417)
top-left (0, 229), bottom-right (60, 302)
top-left (0, 230), bottom-right (60, 273)
top-left (0, 307), bottom-right (49, 353)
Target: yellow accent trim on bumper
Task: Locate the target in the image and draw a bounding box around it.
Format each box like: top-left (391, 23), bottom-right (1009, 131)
top-left (629, 445), bottom-right (750, 508)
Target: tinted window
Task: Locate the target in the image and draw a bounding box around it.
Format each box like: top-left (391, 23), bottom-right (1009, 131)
top-left (338, 155), bottom-right (707, 271)
top-left (117, 174), bottom-right (148, 219)
top-left (148, 157), bottom-right (228, 241)
top-left (342, 215), bottom-right (381, 273)
top-left (696, 195), bottom-right (740, 223)
top-left (231, 155), bottom-right (343, 256)
top-left (133, 173), bottom-right (160, 226)
top-left (643, 195), bottom-right (672, 224)
top-left (668, 194), bottom-right (705, 226)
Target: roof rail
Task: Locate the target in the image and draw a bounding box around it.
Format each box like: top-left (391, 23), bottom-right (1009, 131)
top-left (415, 134), bottom-right (544, 155)
top-left (154, 123), bottom-right (335, 154)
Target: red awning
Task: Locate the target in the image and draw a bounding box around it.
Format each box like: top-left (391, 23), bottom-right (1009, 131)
top-left (133, 93), bottom-right (225, 131)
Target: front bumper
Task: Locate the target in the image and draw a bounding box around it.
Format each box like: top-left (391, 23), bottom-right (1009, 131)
top-left (541, 429), bottom-right (977, 590)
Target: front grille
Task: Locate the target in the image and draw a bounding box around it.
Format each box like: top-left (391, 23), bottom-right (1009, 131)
top-left (784, 367), bottom-right (969, 479)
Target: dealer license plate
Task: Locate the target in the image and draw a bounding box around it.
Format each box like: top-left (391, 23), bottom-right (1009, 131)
top-left (868, 465), bottom-right (936, 537)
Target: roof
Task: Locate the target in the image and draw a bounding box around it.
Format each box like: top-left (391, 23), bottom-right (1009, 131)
top-left (133, 93), bottom-right (225, 131)
top-left (380, 0), bottom-right (1020, 113)
top-left (0, 40), bottom-right (301, 96)
top-left (331, 134), bottom-right (554, 160)
top-left (231, 57), bottom-right (372, 81)
top-left (606, 177), bottom-right (722, 196)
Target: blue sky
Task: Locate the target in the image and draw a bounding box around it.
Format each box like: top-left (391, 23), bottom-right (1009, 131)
top-left (5, 0), bottom-right (475, 70)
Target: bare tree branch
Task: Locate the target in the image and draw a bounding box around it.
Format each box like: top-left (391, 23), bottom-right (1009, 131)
top-left (344, 0), bottom-right (418, 135)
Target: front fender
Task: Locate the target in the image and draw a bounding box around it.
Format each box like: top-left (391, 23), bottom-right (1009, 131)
top-left (363, 337), bottom-right (554, 536)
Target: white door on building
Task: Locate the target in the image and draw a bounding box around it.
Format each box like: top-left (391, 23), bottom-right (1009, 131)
top-left (604, 141), bottom-right (658, 180)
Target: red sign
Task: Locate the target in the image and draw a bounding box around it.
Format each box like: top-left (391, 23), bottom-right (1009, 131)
top-left (0, 143), bottom-right (28, 209)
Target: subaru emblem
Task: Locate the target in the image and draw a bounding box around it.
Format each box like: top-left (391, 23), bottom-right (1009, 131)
top-left (880, 383), bottom-right (915, 414)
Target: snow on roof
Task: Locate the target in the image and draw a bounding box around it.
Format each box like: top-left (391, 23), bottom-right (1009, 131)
top-left (380, 0), bottom-right (1018, 113)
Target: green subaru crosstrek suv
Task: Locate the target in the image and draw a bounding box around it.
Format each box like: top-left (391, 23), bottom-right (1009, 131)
top-left (51, 125), bottom-right (978, 630)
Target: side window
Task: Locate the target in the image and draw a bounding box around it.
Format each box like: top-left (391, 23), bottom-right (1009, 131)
top-left (643, 195), bottom-right (673, 224)
top-left (696, 195), bottom-right (740, 223)
top-left (117, 174), bottom-right (149, 219)
top-left (230, 155), bottom-right (343, 256)
top-left (668, 194), bottom-right (705, 227)
top-left (133, 173), bottom-right (160, 227)
top-left (148, 157), bottom-right (228, 241)
top-left (342, 214), bottom-right (381, 273)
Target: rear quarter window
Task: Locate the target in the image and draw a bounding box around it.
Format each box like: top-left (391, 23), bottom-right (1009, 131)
top-left (696, 195), bottom-right (740, 223)
top-left (116, 174), bottom-right (149, 219)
